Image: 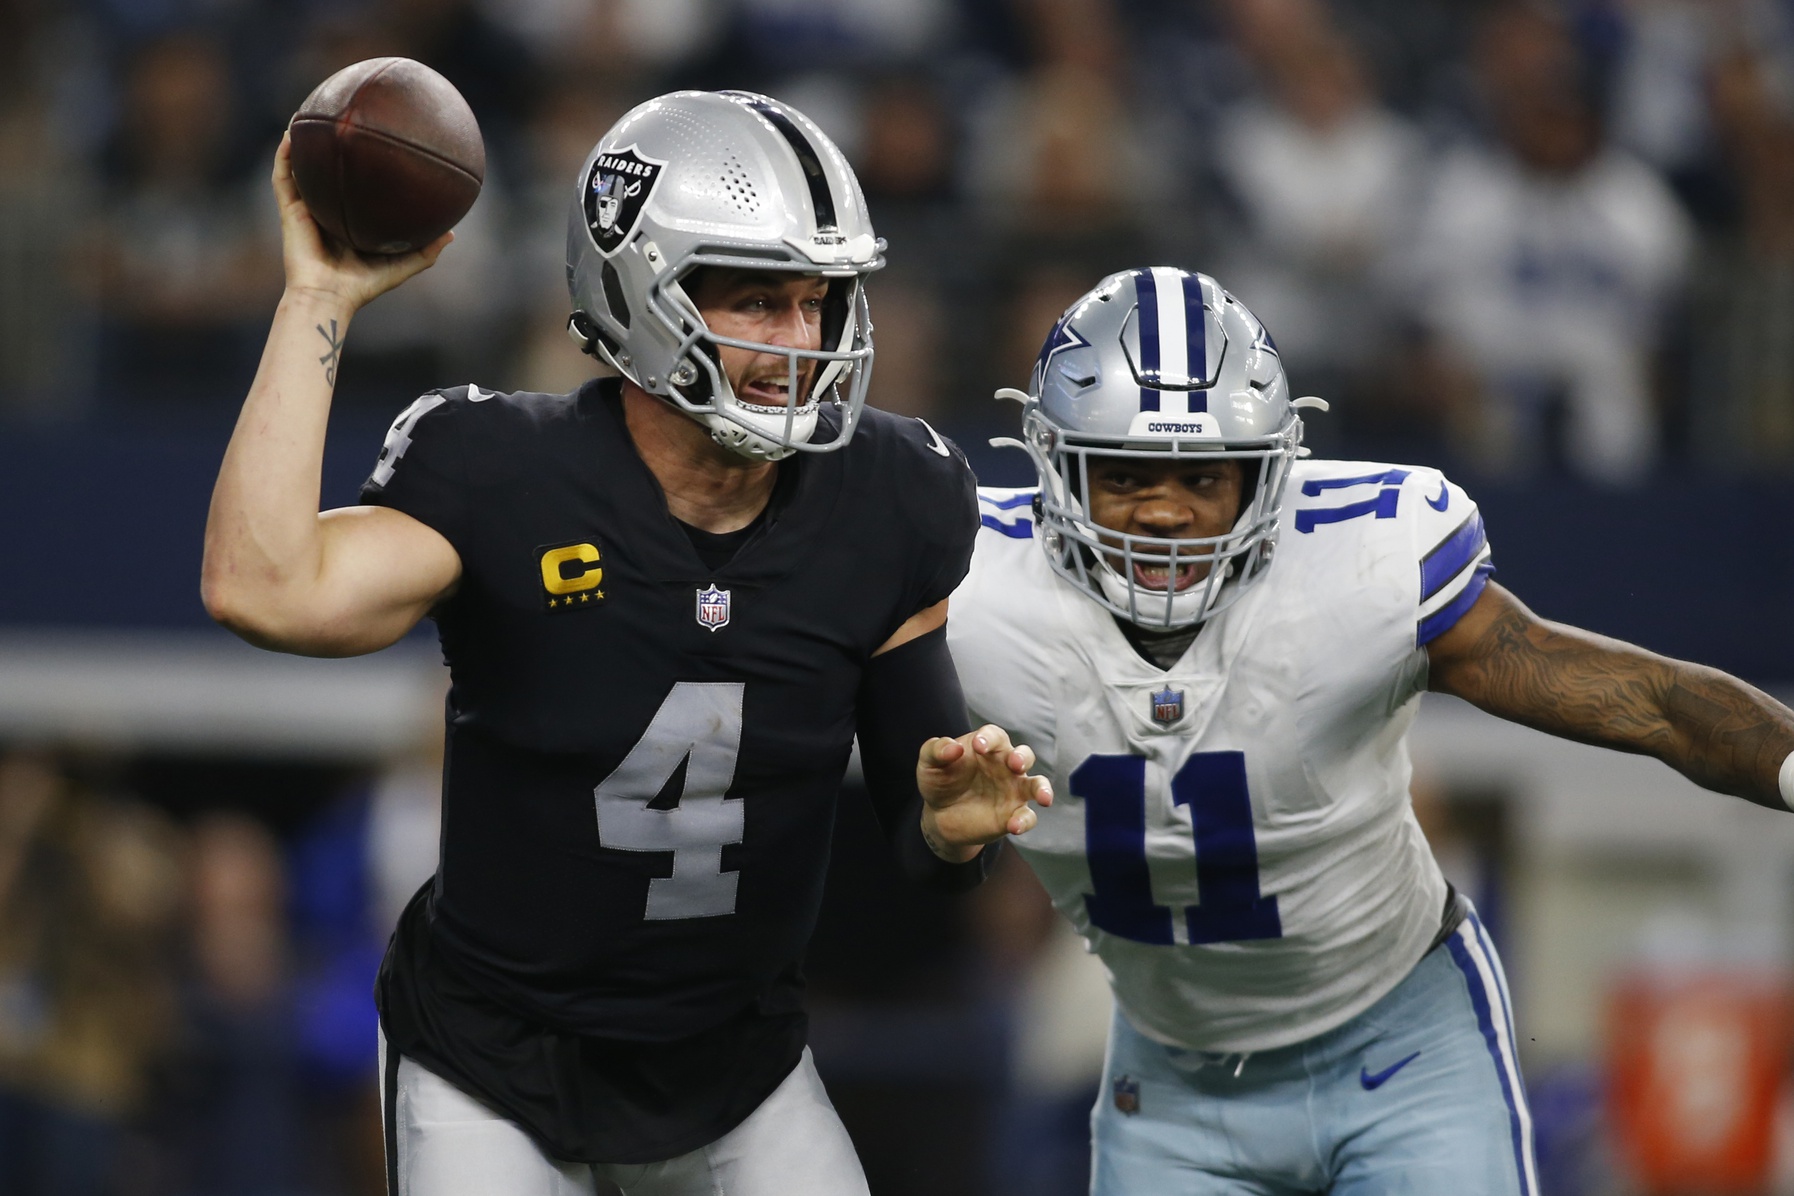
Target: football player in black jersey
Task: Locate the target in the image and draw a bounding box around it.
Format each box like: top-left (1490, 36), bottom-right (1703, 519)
top-left (202, 92), bottom-right (1051, 1196)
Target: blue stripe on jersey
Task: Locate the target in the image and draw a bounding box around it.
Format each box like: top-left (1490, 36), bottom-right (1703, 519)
top-left (1182, 272), bottom-right (1208, 387)
top-left (980, 491), bottom-right (1036, 511)
top-left (1420, 511), bottom-right (1488, 601)
top-left (1417, 563), bottom-right (1493, 645)
top-left (1446, 927), bottom-right (1535, 1196)
top-left (980, 514), bottom-right (1033, 539)
top-left (1134, 268), bottom-right (1161, 388)
top-left (1300, 468), bottom-right (1411, 496)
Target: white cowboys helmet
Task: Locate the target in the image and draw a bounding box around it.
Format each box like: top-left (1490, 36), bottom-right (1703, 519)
top-left (996, 267), bottom-right (1325, 629)
top-left (565, 90), bottom-right (883, 461)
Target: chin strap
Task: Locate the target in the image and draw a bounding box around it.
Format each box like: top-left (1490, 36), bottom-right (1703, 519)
top-left (702, 413), bottom-right (799, 462)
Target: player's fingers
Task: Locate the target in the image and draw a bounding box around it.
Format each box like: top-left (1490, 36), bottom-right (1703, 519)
top-left (1031, 775), bottom-right (1054, 807)
top-left (421, 230), bottom-right (455, 263)
top-left (1006, 744), bottom-right (1036, 774)
top-left (273, 130), bottom-right (293, 183)
top-left (971, 723), bottom-right (1012, 756)
top-left (1008, 804), bottom-right (1038, 835)
top-left (919, 736), bottom-right (965, 769)
top-left (392, 231), bottom-right (455, 280)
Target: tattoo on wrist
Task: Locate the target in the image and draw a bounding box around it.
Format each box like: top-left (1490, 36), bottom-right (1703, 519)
top-left (316, 319), bottom-right (344, 386)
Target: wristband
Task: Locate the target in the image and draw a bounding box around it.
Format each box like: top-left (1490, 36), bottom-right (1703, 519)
top-left (1781, 750), bottom-right (1794, 811)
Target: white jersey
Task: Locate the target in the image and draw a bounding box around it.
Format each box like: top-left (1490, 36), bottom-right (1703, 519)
top-left (947, 460), bottom-right (1494, 1053)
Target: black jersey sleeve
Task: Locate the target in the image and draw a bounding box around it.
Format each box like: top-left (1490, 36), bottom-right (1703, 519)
top-left (357, 388), bottom-right (470, 549)
top-left (888, 416), bottom-right (980, 620)
top-left (856, 625), bottom-right (994, 892)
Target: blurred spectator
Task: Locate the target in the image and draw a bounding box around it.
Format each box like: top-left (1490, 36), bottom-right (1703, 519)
top-left (0, 0), bottom-right (93, 414)
top-left (1211, 2), bottom-right (1422, 415)
top-left (0, 751), bottom-right (184, 1196)
top-left (506, 73), bottom-right (626, 395)
top-left (1405, 3), bottom-right (1692, 484)
top-left (377, 0), bottom-right (541, 178)
top-left (169, 811), bottom-right (308, 1196)
top-left (486, 0), bottom-right (721, 79)
top-left (1688, 47), bottom-right (1794, 470)
top-left (964, 0), bottom-right (1170, 243)
top-left (719, 0), bottom-right (949, 79)
top-left (856, 74), bottom-right (961, 419)
top-left (1605, 0), bottom-right (1794, 229)
top-left (86, 32), bottom-right (280, 407)
top-left (863, 280), bottom-right (950, 418)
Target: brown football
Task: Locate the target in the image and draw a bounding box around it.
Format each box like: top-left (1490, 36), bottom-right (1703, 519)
top-left (288, 57), bottom-right (484, 255)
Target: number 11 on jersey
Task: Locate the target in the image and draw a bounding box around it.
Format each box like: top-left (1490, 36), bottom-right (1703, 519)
top-left (1073, 750), bottom-right (1282, 946)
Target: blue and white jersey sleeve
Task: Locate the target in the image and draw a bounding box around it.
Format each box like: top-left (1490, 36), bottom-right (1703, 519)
top-left (1406, 471), bottom-right (1495, 646)
top-left (975, 487), bottom-right (1038, 541)
top-left (947, 487), bottom-right (1063, 774)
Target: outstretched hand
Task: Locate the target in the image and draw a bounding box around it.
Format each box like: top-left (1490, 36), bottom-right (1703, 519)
top-left (916, 725), bottom-right (1054, 863)
top-left (272, 130), bottom-right (452, 312)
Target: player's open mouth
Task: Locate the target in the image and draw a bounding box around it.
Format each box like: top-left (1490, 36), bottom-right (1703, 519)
top-left (1133, 561), bottom-right (1201, 592)
top-left (740, 377), bottom-right (798, 406)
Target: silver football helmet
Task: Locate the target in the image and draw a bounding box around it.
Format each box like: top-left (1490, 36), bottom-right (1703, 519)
top-left (997, 267), bottom-right (1325, 629)
top-left (565, 91), bottom-right (884, 460)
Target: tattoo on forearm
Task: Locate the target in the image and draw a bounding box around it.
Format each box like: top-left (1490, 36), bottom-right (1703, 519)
top-left (1442, 598), bottom-right (1794, 805)
top-left (316, 319), bottom-right (344, 386)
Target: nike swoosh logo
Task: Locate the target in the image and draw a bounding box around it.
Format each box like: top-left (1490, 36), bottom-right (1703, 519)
top-left (916, 417), bottom-right (951, 457)
top-left (467, 385), bottom-right (493, 403)
top-left (1360, 1051), bottom-right (1421, 1090)
top-left (1426, 481), bottom-right (1449, 511)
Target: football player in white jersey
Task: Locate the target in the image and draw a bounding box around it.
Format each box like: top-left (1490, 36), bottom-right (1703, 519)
top-left (945, 267), bottom-right (1794, 1195)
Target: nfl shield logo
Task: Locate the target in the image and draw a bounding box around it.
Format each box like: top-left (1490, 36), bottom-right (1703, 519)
top-left (1151, 686), bottom-right (1184, 726)
top-left (1113, 1075), bottom-right (1141, 1115)
top-left (695, 584), bottom-right (731, 632)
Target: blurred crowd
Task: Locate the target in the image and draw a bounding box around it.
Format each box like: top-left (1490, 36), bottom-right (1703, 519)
top-left (0, 744), bottom-right (442, 1196)
top-left (0, 0), bottom-right (1791, 484)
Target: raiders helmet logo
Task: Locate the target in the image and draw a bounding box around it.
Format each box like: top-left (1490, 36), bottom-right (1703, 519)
top-left (584, 146), bottom-right (666, 256)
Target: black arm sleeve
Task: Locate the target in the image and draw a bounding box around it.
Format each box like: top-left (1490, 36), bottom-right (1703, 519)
top-left (855, 625), bottom-right (999, 893)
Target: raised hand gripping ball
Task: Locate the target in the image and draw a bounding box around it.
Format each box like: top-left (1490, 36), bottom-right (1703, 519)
top-left (288, 57), bottom-right (484, 255)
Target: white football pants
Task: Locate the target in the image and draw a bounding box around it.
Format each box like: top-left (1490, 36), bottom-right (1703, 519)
top-left (379, 1034), bottom-right (870, 1196)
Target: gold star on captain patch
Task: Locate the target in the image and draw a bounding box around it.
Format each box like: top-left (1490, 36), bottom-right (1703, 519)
top-left (579, 593), bottom-right (590, 603)
top-left (548, 598), bottom-right (559, 608)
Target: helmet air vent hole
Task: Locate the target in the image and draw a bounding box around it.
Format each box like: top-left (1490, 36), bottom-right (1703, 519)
top-left (720, 154), bottom-right (761, 216)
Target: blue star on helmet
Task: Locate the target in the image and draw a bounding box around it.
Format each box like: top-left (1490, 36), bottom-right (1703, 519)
top-left (1035, 314), bottom-right (1090, 377)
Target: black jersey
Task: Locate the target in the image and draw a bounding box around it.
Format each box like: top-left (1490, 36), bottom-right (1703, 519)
top-left (359, 379), bottom-right (977, 1161)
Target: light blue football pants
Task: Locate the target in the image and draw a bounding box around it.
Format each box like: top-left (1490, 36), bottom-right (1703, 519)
top-left (1091, 912), bottom-right (1537, 1195)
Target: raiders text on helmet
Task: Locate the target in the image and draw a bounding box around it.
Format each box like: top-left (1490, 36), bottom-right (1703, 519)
top-left (565, 91), bottom-right (884, 461)
top-left (997, 267), bottom-right (1324, 629)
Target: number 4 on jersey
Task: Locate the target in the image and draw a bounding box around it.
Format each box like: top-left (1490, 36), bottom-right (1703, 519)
top-left (595, 682), bottom-right (745, 920)
top-left (1074, 751), bottom-right (1282, 946)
